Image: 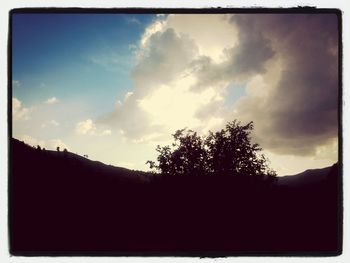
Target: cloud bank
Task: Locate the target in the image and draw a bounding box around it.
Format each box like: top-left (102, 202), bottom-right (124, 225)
top-left (100, 14), bottom-right (338, 158)
top-left (230, 14), bottom-right (338, 155)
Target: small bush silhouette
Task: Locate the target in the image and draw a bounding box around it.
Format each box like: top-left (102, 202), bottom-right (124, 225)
top-left (147, 120), bottom-right (276, 179)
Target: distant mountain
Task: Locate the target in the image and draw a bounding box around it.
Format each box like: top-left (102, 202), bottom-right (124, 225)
top-left (277, 165), bottom-right (335, 187)
top-left (10, 137), bottom-right (337, 188)
top-left (9, 138), bottom-right (341, 256)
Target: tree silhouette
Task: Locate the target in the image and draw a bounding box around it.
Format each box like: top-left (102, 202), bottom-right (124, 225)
top-left (147, 120), bottom-right (276, 179)
top-left (147, 129), bottom-right (207, 176)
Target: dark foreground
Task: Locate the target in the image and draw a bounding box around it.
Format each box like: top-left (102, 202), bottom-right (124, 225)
top-left (10, 138), bottom-right (341, 256)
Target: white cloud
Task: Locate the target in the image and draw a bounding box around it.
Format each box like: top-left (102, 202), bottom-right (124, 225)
top-left (75, 119), bottom-right (96, 135)
top-left (75, 119), bottom-right (112, 136)
top-left (41, 119), bottom-right (59, 128)
top-left (138, 14), bottom-right (238, 63)
top-left (12, 98), bottom-right (30, 121)
top-left (45, 97), bottom-right (59, 104)
top-left (138, 74), bottom-right (222, 133)
top-left (165, 14), bottom-right (239, 63)
top-left (139, 18), bottom-right (167, 50)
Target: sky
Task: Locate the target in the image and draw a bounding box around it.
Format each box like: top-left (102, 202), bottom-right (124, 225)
top-left (11, 13), bottom-right (339, 176)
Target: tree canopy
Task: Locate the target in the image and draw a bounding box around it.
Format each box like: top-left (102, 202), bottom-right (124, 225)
top-left (147, 120), bottom-right (276, 179)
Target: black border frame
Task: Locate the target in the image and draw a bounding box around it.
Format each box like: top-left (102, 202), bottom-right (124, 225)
top-left (8, 7), bottom-right (343, 257)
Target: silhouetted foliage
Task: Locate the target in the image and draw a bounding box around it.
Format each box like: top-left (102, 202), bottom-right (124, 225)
top-left (56, 146), bottom-right (60, 152)
top-left (11, 138), bottom-right (340, 255)
top-left (147, 120), bottom-right (276, 180)
top-left (37, 145), bottom-right (41, 151)
top-left (63, 148), bottom-right (68, 153)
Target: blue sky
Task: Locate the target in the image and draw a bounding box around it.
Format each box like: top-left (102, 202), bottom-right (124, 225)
top-left (12, 14), bottom-right (153, 116)
top-left (12, 13), bottom-right (338, 176)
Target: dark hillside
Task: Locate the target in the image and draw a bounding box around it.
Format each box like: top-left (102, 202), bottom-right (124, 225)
top-left (277, 166), bottom-right (333, 187)
top-left (10, 138), bottom-right (341, 256)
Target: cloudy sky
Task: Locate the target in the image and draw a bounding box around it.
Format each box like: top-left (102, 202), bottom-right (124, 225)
top-left (12, 13), bottom-right (339, 176)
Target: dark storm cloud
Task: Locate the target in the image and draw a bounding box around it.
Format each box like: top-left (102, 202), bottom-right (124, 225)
top-left (190, 14), bottom-right (275, 91)
top-left (229, 14), bottom-right (276, 76)
top-left (231, 14), bottom-right (339, 155)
